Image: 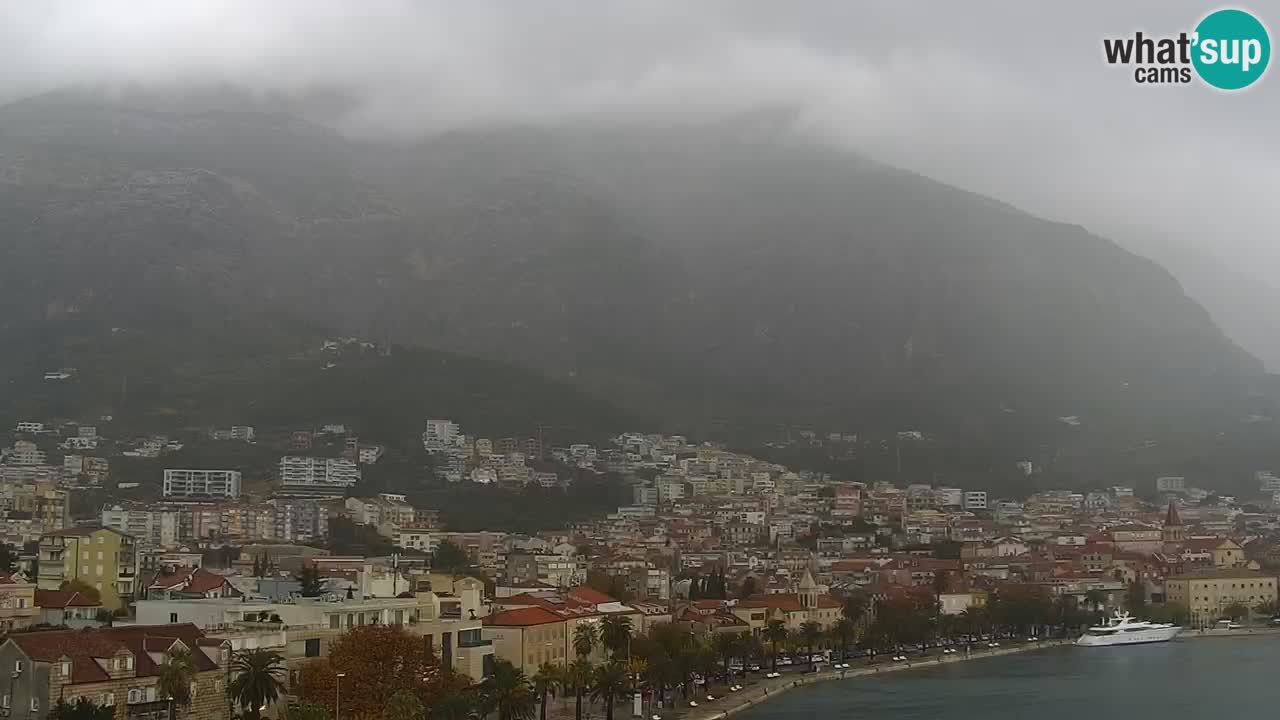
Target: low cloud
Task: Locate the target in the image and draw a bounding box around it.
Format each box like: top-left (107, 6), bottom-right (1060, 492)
top-left (1, 0), bottom-right (1277, 278)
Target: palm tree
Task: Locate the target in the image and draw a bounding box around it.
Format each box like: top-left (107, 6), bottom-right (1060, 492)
top-left (711, 633), bottom-right (738, 684)
top-left (388, 690), bottom-right (427, 720)
top-left (599, 615), bottom-right (633, 660)
top-left (573, 624), bottom-right (598, 660)
top-left (532, 663), bottom-right (560, 720)
top-left (1084, 589), bottom-right (1108, 613)
top-left (227, 649), bottom-right (287, 720)
top-left (157, 649), bottom-right (195, 720)
top-left (799, 621), bottom-right (823, 671)
top-left (762, 620), bottom-right (788, 672)
top-left (959, 607), bottom-right (987, 640)
top-left (434, 688), bottom-right (481, 720)
top-left (830, 618), bottom-right (856, 660)
top-left (569, 658), bottom-right (593, 720)
top-left (1223, 602), bottom-right (1250, 622)
top-left (481, 660), bottom-right (536, 720)
top-left (625, 657), bottom-right (648, 699)
top-left (589, 663), bottom-right (629, 720)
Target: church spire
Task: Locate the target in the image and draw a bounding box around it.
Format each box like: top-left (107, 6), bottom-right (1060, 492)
top-left (1162, 500), bottom-right (1184, 546)
top-left (798, 568), bottom-right (818, 609)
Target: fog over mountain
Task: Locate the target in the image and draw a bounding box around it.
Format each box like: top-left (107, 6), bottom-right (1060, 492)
top-left (2, 1), bottom-right (1277, 279)
top-left (2, 2), bottom-right (1280, 451)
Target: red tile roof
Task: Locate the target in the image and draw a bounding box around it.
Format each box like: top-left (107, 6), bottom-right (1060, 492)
top-left (567, 586), bottom-right (614, 604)
top-left (149, 567), bottom-right (238, 595)
top-left (737, 593), bottom-right (841, 611)
top-left (7, 624), bottom-right (222, 684)
top-left (483, 606), bottom-right (565, 627)
top-left (35, 590), bottom-right (101, 609)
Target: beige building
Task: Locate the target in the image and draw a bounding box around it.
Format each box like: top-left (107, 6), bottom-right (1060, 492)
top-left (1165, 569), bottom-right (1278, 628)
top-left (1211, 539), bottom-right (1248, 569)
top-left (37, 527), bottom-right (138, 610)
top-left (731, 570), bottom-right (843, 633)
top-left (482, 606), bottom-right (571, 673)
top-left (133, 586), bottom-right (493, 682)
top-left (0, 573), bottom-right (38, 632)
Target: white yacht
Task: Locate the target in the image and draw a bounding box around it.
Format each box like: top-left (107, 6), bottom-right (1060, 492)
top-left (1075, 611), bottom-right (1182, 647)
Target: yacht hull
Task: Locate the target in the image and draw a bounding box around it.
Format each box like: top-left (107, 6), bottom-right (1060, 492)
top-left (1075, 626), bottom-right (1183, 647)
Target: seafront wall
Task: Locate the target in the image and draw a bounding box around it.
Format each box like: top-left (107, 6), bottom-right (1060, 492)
top-left (684, 640), bottom-right (1072, 720)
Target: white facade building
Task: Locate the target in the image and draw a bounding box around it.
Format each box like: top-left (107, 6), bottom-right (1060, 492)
top-left (422, 419), bottom-right (463, 452)
top-left (279, 456), bottom-right (360, 496)
top-left (963, 491), bottom-right (988, 510)
top-left (163, 469), bottom-right (242, 499)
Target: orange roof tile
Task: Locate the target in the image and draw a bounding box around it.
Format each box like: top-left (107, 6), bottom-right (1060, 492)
top-left (483, 606), bottom-right (566, 627)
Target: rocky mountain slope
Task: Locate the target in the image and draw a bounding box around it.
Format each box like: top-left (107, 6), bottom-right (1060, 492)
top-left (0, 89), bottom-right (1268, 441)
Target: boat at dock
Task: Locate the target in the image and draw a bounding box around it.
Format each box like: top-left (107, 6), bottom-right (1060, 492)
top-left (1075, 611), bottom-right (1182, 647)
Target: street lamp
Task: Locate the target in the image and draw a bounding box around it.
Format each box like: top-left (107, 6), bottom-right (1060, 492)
top-left (336, 672), bottom-right (346, 720)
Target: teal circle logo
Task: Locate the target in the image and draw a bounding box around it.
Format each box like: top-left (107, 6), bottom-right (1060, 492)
top-left (1192, 9), bottom-right (1270, 90)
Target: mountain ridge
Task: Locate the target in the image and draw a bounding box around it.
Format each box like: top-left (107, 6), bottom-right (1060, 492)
top-left (0, 89), bottom-right (1269, 443)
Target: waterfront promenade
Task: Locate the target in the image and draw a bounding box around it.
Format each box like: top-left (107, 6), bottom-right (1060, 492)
top-left (675, 639), bottom-right (1071, 720)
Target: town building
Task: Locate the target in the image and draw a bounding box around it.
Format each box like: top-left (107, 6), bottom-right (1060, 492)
top-left (162, 469), bottom-right (242, 499)
top-left (1165, 569), bottom-right (1279, 628)
top-left (0, 624), bottom-right (229, 720)
top-left (37, 527), bottom-right (138, 610)
top-left (278, 457), bottom-right (360, 497)
top-left (730, 570), bottom-right (842, 632)
top-left (0, 572), bottom-right (38, 632)
top-left (134, 586), bottom-right (492, 681)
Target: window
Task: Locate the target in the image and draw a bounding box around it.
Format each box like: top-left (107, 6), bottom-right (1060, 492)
top-left (170, 613), bottom-right (179, 623)
top-left (82, 550), bottom-right (90, 560)
top-left (330, 615), bottom-right (341, 629)
top-left (61, 661), bottom-right (71, 676)
top-left (2, 695), bottom-right (10, 708)
top-left (305, 639), bottom-right (321, 657)
top-left (128, 689), bottom-right (141, 704)
top-left (13, 661), bottom-right (22, 673)
top-left (126, 656), bottom-right (134, 670)
top-left (97, 536), bottom-right (105, 544)
top-left (104, 693), bottom-right (114, 706)
top-left (30, 698), bottom-right (39, 712)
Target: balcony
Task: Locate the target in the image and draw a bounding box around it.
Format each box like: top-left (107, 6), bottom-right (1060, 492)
top-left (458, 637), bottom-right (492, 649)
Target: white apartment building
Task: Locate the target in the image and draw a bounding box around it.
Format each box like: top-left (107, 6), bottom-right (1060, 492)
top-left (279, 456), bottom-right (360, 496)
top-left (60, 436), bottom-right (97, 450)
top-left (936, 487), bottom-right (964, 507)
top-left (1156, 476), bottom-right (1187, 493)
top-left (344, 494), bottom-right (416, 528)
top-left (133, 587), bottom-right (492, 681)
top-left (423, 419), bottom-right (462, 452)
top-left (393, 523), bottom-right (439, 552)
top-left (14, 422), bottom-right (44, 433)
top-left (270, 499), bottom-right (330, 542)
top-left (163, 469), bottom-right (242, 499)
top-left (9, 443), bottom-right (48, 465)
top-left (101, 505), bottom-right (181, 548)
top-left (963, 491), bottom-right (988, 510)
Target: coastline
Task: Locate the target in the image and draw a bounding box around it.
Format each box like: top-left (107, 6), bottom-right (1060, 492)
top-left (1184, 626), bottom-right (1280, 639)
top-left (676, 640), bottom-right (1071, 720)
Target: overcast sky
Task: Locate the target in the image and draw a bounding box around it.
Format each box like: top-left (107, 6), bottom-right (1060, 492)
top-left (2, 0), bottom-right (1277, 279)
